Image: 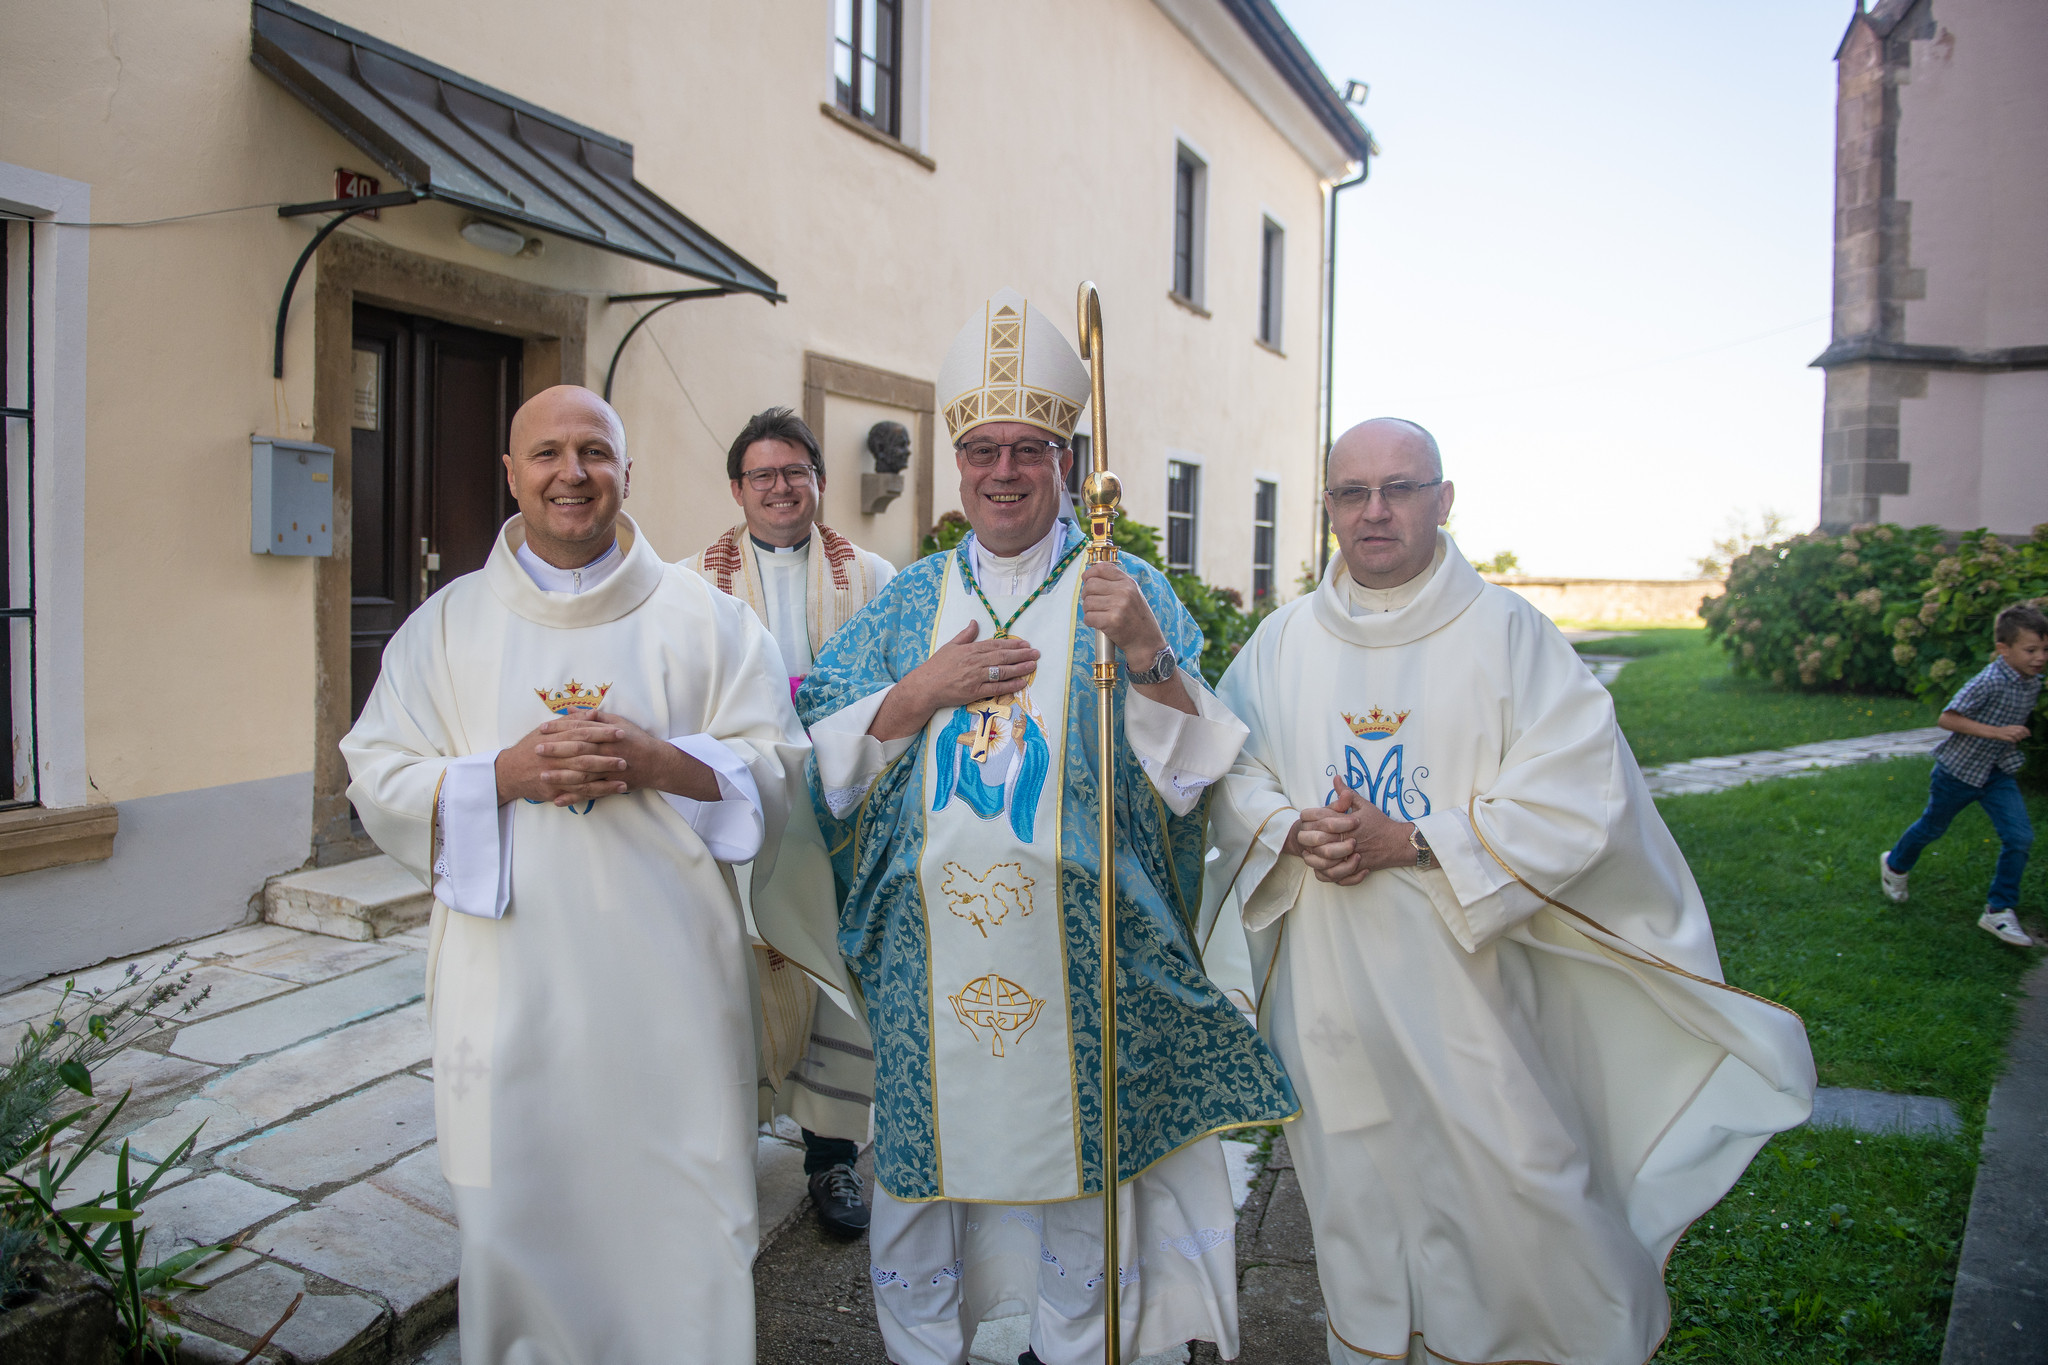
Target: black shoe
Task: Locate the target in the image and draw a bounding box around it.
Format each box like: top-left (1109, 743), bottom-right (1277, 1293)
top-left (809, 1161), bottom-right (869, 1238)
top-left (1018, 1352), bottom-right (1045, 1365)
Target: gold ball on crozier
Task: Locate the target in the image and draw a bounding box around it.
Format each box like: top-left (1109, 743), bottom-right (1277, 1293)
top-left (1082, 469), bottom-right (1122, 510)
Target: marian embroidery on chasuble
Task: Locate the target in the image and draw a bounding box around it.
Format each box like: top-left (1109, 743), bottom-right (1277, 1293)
top-left (917, 548), bottom-right (1084, 1201)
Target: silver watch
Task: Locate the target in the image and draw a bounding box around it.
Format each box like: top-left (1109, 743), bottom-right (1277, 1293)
top-left (1126, 645), bottom-right (1178, 685)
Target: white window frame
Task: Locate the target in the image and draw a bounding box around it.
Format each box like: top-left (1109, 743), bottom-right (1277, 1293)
top-left (0, 162), bottom-right (89, 810)
top-left (1257, 213), bottom-right (1286, 350)
top-left (1170, 137), bottom-right (1209, 309)
top-left (1251, 474), bottom-right (1279, 602)
top-left (1165, 452), bottom-right (1203, 575)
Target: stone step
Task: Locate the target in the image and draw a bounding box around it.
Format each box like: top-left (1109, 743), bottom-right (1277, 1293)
top-left (265, 855), bottom-right (432, 942)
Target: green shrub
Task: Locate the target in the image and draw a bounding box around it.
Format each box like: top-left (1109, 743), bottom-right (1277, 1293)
top-left (1702, 523), bottom-right (1943, 693)
top-left (1885, 524), bottom-right (2048, 784)
top-left (918, 512), bottom-right (1267, 683)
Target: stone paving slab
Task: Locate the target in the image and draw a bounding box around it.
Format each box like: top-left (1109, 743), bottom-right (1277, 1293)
top-left (138, 1171), bottom-right (298, 1253)
top-left (367, 1146), bottom-right (456, 1224)
top-left (169, 956), bottom-right (422, 1066)
top-left (129, 1002), bottom-right (433, 1160)
top-left (146, 963), bottom-right (300, 1022)
top-left (178, 1259), bottom-right (388, 1365)
top-left (1809, 1085), bottom-right (1961, 1137)
top-left (231, 935), bottom-right (407, 987)
top-left (256, 1180), bottom-right (461, 1328)
top-left (220, 1074), bottom-right (435, 1192)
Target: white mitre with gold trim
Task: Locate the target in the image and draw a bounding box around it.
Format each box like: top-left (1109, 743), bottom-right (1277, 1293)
top-left (937, 287), bottom-right (1091, 444)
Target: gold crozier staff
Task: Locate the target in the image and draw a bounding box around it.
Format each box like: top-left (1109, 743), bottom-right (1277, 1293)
top-left (1077, 280), bottom-right (1124, 1365)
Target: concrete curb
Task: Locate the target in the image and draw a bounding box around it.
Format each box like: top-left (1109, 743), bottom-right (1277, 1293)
top-left (1943, 958), bottom-right (2048, 1364)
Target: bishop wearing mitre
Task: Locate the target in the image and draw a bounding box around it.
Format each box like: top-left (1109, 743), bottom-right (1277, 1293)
top-left (343, 385), bottom-right (844, 1363)
top-left (797, 289), bottom-right (1297, 1365)
top-left (1206, 417), bottom-right (1817, 1365)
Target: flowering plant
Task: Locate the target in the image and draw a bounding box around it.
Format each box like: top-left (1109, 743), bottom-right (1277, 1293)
top-left (1702, 524), bottom-right (1943, 692)
top-left (1883, 524), bottom-right (2048, 782)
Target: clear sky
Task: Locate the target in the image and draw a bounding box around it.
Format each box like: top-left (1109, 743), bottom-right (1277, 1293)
top-left (1273, 0), bottom-right (1855, 579)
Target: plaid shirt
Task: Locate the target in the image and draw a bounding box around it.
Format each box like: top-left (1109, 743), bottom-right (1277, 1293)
top-left (1933, 656), bottom-right (2043, 786)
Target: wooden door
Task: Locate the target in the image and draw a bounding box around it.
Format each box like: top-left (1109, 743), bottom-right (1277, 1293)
top-left (350, 304), bottom-right (523, 723)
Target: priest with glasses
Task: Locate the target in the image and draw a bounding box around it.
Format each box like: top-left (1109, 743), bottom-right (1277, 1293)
top-left (1205, 417), bottom-right (1815, 1365)
top-left (797, 289), bottom-right (1296, 1365)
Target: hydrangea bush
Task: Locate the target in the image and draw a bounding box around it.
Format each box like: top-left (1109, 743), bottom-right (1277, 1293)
top-left (1702, 524), bottom-right (1943, 692)
top-left (1885, 524), bottom-right (2048, 781)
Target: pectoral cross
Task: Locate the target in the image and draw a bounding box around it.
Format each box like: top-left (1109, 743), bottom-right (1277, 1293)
top-left (960, 696), bottom-right (1014, 764)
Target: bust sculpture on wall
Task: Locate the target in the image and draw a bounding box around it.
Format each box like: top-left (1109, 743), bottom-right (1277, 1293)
top-left (867, 420), bottom-right (912, 475)
top-left (861, 419), bottom-right (911, 514)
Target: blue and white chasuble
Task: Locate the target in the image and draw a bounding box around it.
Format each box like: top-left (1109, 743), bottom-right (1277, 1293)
top-left (797, 528), bottom-right (1297, 1205)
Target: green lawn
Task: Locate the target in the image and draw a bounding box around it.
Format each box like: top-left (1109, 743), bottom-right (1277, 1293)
top-left (1651, 760), bottom-right (2045, 1363)
top-left (1584, 630), bottom-right (1933, 766)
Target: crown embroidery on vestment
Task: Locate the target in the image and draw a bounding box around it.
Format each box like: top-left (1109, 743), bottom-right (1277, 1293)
top-left (1342, 706), bottom-right (1410, 740)
top-left (535, 679), bottom-right (612, 714)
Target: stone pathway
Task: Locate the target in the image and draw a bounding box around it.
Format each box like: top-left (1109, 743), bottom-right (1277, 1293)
top-left (1639, 728), bottom-right (1948, 797)
top-left (2, 924), bottom-right (452, 1363)
top-left (0, 922), bottom-right (822, 1364)
top-left (1944, 959), bottom-right (2048, 1362)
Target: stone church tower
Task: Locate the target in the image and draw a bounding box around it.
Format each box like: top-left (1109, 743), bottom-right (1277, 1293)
top-left (1814, 0), bottom-right (2048, 533)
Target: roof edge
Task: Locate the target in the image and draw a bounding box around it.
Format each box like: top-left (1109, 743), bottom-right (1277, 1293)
top-left (251, 0), bottom-right (633, 156)
top-left (1216, 0), bottom-right (1374, 165)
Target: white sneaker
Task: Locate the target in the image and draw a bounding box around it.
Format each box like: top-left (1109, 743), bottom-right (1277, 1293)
top-left (1978, 909), bottom-right (2035, 947)
top-left (1879, 851), bottom-right (1908, 903)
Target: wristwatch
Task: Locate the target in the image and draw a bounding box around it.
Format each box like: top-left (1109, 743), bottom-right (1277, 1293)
top-left (1409, 826), bottom-right (1437, 871)
top-left (1126, 645), bottom-right (1178, 686)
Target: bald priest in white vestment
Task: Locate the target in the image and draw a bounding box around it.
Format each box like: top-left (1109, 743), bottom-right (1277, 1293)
top-left (1205, 418), bottom-right (1817, 1365)
top-left (343, 386), bottom-right (846, 1364)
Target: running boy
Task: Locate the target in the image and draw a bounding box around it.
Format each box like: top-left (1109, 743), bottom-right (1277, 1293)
top-left (1880, 602), bottom-right (2048, 946)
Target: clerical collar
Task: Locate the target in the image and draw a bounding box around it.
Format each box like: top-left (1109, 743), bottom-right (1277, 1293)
top-left (516, 539), bottom-right (622, 595)
top-left (1343, 542), bottom-right (1446, 617)
top-left (750, 531), bottom-right (811, 556)
top-left (970, 520), bottom-right (1070, 596)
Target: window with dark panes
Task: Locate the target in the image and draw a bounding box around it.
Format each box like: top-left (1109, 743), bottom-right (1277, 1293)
top-left (1066, 433), bottom-right (1090, 514)
top-left (1258, 219), bottom-right (1284, 347)
top-left (1172, 147), bottom-right (1204, 304)
top-left (835, 0), bottom-right (902, 138)
top-left (1253, 479), bottom-right (1277, 601)
top-left (1, 220), bottom-right (36, 808)
top-left (1167, 460), bottom-right (1199, 573)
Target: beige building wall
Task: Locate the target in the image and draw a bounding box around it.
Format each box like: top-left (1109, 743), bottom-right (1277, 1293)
top-left (0, 0), bottom-right (1361, 985)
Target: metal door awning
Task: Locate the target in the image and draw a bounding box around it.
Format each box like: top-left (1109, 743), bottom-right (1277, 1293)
top-left (251, 0), bottom-right (781, 300)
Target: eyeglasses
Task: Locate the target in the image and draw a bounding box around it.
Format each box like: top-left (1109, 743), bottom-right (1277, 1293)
top-left (957, 439), bottom-right (1066, 468)
top-left (1324, 479), bottom-right (1443, 509)
top-left (739, 464), bottom-right (818, 491)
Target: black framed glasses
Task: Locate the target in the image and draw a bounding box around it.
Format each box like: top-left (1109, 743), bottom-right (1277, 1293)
top-left (1324, 479), bottom-right (1443, 509)
top-left (957, 439), bottom-right (1066, 468)
top-left (739, 464), bottom-right (819, 491)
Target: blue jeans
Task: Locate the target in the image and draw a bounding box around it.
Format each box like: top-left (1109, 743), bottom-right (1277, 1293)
top-left (1888, 765), bottom-right (2034, 910)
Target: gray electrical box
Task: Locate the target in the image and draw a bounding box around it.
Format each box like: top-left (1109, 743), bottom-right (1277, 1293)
top-left (251, 436), bottom-right (334, 557)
